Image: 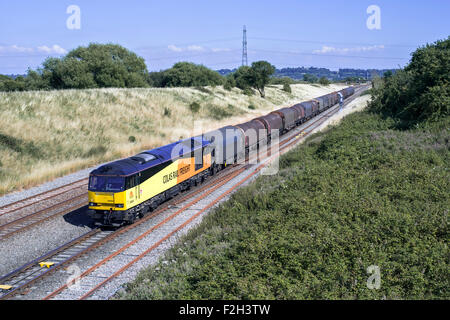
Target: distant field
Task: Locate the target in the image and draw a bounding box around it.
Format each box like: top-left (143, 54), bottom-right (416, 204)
top-left (0, 83), bottom-right (346, 195)
top-left (118, 109), bottom-right (449, 300)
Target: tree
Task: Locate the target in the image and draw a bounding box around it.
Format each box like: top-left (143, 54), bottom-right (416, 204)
top-left (319, 76), bottom-right (330, 85)
top-left (383, 70), bottom-right (393, 79)
top-left (248, 61), bottom-right (275, 98)
top-left (66, 43), bottom-right (149, 88)
top-left (0, 43), bottom-right (151, 91)
top-left (0, 77), bottom-right (25, 91)
top-left (24, 69), bottom-right (51, 90)
top-left (369, 37), bottom-right (449, 124)
top-left (13, 43), bottom-right (150, 91)
top-left (147, 71), bottom-right (165, 87)
top-left (162, 62), bottom-right (223, 87)
top-left (232, 66), bottom-right (253, 90)
top-left (223, 74), bottom-right (236, 91)
top-left (303, 73), bottom-right (318, 83)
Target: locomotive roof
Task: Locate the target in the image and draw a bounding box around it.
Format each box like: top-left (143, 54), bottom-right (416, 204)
top-left (90, 136), bottom-right (211, 177)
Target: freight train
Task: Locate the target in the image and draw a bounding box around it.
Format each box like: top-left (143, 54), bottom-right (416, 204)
top-left (88, 86), bottom-right (355, 227)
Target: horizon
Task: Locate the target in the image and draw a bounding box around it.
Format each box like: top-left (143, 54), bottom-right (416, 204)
top-left (1, 1), bottom-right (449, 74)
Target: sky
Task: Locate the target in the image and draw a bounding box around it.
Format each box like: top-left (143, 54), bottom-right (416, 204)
top-left (0, 0), bottom-right (449, 74)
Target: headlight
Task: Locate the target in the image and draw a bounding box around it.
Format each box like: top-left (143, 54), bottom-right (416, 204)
top-left (89, 202), bottom-right (97, 206)
top-left (115, 204), bottom-right (124, 208)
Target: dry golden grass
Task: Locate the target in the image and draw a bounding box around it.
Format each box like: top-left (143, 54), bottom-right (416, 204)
top-left (0, 83), bottom-right (346, 194)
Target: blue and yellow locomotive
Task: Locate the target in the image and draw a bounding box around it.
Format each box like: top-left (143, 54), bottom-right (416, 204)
top-left (88, 136), bottom-right (215, 226)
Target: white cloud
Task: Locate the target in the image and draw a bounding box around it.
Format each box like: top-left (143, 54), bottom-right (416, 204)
top-left (0, 45), bottom-right (33, 53)
top-left (168, 44), bottom-right (209, 52)
top-left (168, 44), bottom-right (183, 52)
top-left (37, 45), bottom-right (67, 55)
top-left (211, 48), bottom-right (232, 52)
top-left (187, 45), bottom-right (204, 52)
top-left (0, 44), bottom-right (67, 55)
top-left (313, 45), bottom-right (385, 54)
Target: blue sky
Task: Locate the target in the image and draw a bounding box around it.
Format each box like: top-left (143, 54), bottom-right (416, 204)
top-left (0, 0), bottom-right (449, 74)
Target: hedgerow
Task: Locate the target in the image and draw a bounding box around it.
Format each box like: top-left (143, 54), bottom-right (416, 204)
top-left (118, 111), bottom-right (449, 300)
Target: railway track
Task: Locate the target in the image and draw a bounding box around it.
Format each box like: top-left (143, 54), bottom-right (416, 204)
top-left (0, 177), bottom-right (88, 240)
top-left (0, 178), bottom-right (88, 218)
top-left (0, 85), bottom-right (368, 300)
top-left (0, 194), bottom-right (87, 240)
top-left (0, 229), bottom-right (111, 299)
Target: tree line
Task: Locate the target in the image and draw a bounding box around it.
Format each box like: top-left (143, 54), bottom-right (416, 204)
top-left (0, 43), bottom-right (278, 98)
top-left (368, 37), bottom-right (449, 126)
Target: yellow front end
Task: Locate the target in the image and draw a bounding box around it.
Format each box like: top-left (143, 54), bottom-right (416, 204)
top-left (88, 190), bottom-right (127, 211)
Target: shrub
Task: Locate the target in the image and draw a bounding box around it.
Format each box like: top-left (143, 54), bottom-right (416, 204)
top-left (243, 87), bottom-right (254, 96)
top-left (303, 73), bottom-right (318, 83)
top-left (189, 102), bottom-right (201, 113)
top-left (369, 37), bottom-right (449, 126)
top-left (319, 77), bottom-right (330, 85)
top-left (163, 107), bottom-right (171, 117)
top-left (282, 82), bottom-right (292, 93)
top-left (163, 62), bottom-right (223, 87)
top-left (223, 75), bottom-right (236, 91)
top-left (269, 77), bottom-right (296, 85)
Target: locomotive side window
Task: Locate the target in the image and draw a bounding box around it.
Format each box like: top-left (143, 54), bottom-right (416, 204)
top-left (126, 175), bottom-right (136, 189)
top-left (135, 174), bottom-right (140, 186)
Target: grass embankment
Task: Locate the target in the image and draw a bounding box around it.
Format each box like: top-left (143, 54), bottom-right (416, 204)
top-left (0, 83), bottom-right (345, 195)
top-left (118, 110), bottom-right (449, 300)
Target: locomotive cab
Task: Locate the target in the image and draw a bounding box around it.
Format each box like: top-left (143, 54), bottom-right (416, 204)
top-left (88, 175), bottom-right (125, 208)
top-left (88, 174), bottom-right (129, 226)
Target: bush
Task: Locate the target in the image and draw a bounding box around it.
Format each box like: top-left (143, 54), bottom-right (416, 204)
top-left (162, 62), bottom-right (223, 87)
top-left (233, 66), bottom-right (253, 90)
top-left (369, 37), bottom-right (449, 126)
top-left (163, 107), bottom-right (171, 117)
top-left (303, 73), bottom-right (318, 83)
top-left (319, 77), bottom-right (330, 85)
top-left (282, 82), bottom-right (291, 93)
top-left (189, 102), bottom-right (201, 113)
top-left (269, 77), bottom-right (296, 85)
top-left (243, 87), bottom-right (254, 96)
top-left (223, 75), bottom-right (236, 91)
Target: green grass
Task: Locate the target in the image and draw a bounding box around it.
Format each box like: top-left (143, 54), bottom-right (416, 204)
top-left (117, 111), bottom-right (449, 300)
